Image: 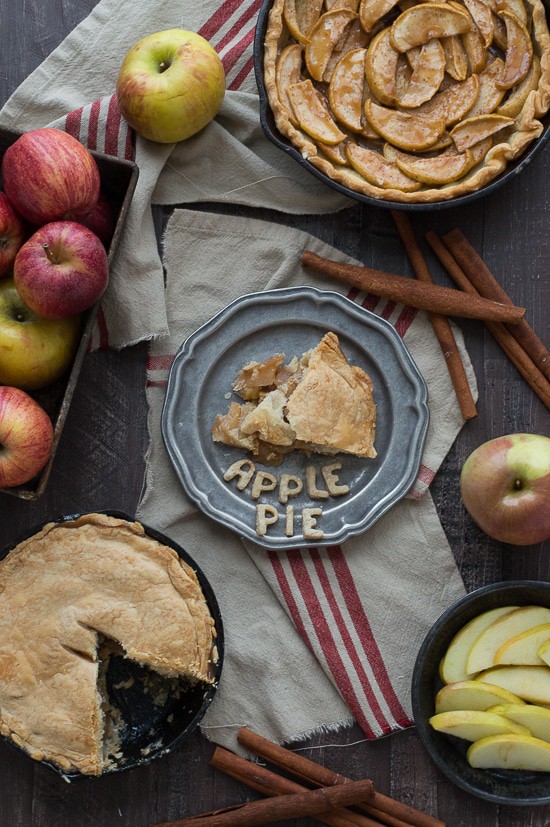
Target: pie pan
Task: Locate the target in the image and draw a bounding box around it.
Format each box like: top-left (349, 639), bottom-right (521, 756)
top-left (412, 581), bottom-right (550, 805)
top-left (161, 286), bottom-right (429, 549)
top-left (0, 510), bottom-right (224, 780)
top-left (253, 0), bottom-right (550, 212)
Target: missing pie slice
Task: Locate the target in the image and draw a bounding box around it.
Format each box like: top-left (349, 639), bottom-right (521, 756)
top-left (212, 332), bottom-right (377, 463)
top-left (0, 513), bottom-right (218, 775)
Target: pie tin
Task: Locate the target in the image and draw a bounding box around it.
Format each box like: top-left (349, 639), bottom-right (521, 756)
top-left (412, 580), bottom-right (550, 805)
top-left (0, 510), bottom-right (224, 780)
top-left (253, 0), bottom-right (550, 212)
top-left (0, 127), bottom-right (139, 501)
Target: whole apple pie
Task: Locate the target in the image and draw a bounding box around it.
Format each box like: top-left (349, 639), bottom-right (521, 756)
top-left (0, 513), bottom-right (218, 775)
top-left (263, 0), bottom-right (550, 202)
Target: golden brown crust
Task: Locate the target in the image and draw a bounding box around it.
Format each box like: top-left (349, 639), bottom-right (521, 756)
top-left (264, 0), bottom-right (550, 203)
top-left (0, 513), bottom-right (217, 775)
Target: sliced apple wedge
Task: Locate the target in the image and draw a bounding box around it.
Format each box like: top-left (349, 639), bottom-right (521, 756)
top-left (477, 666), bottom-right (550, 705)
top-left (496, 0), bottom-right (528, 26)
top-left (435, 679), bottom-right (525, 713)
top-left (305, 8), bottom-right (357, 81)
top-left (462, 26), bottom-right (488, 74)
top-left (538, 639), bottom-right (550, 666)
top-left (463, 0), bottom-right (494, 46)
top-left (346, 143), bottom-right (422, 190)
top-left (490, 703), bottom-right (550, 742)
top-left (498, 54), bottom-right (541, 118)
top-left (284, 0), bottom-right (325, 43)
top-left (365, 99), bottom-right (447, 150)
top-left (359, 0), bottom-right (400, 33)
top-left (329, 48), bottom-right (368, 132)
top-left (287, 80), bottom-right (348, 144)
top-left (326, 0), bottom-right (360, 10)
top-left (465, 606), bottom-right (550, 674)
top-left (442, 35), bottom-right (469, 80)
top-left (494, 623), bottom-right (550, 666)
top-left (387, 143), bottom-right (475, 184)
top-left (365, 27), bottom-right (400, 106)
top-left (466, 57), bottom-right (505, 116)
top-left (417, 74), bottom-right (480, 126)
top-left (429, 709), bottom-right (531, 741)
top-left (450, 112), bottom-right (513, 151)
top-left (276, 44), bottom-right (305, 126)
top-left (438, 607), bottom-right (519, 685)
top-left (390, 3), bottom-right (472, 52)
top-left (318, 140), bottom-right (351, 165)
top-left (497, 10), bottom-right (533, 90)
top-left (468, 733), bottom-right (550, 771)
top-left (398, 38), bottom-right (446, 108)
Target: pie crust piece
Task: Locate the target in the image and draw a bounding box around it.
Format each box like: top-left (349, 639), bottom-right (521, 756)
top-left (0, 513), bottom-right (218, 775)
top-left (213, 331), bottom-right (377, 461)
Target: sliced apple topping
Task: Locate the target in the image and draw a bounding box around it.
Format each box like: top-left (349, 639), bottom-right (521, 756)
top-left (499, 54), bottom-right (542, 117)
top-left (462, 26), bottom-right (488, 74)
top-left (442, 35), bottom-right (469, 80)
top-left (329, 48), bottom-right (368, 132)
top-left (397, 38), bottom-right (446, 107)
top-left (283, 0), bottom-right (325, 43)
top-left (287, 80), bottom-right (348, 144)
top-left (326, 0), bottom-right (360, 10)
top-left (359, 0), bottom-right (401, 33)
top-left (450, 112), bottom-right (513, 150)
top-left (462, 0), bottom-right (495, 46)
top-left (466, 57), bottom-right (506, 116)
top-left (276, 44), bottom-right (305, 125)
top-left (318, 139), bottom-right (351, 164)
top-left (386, 143), bottom-right (476, 183)
top-left (305, 8), bottom-right (357, 81)
top-left (365, 99), bottom-right (447, 150)
top-left (390, 3), bottom-right (472, 52)
top-left (346, 143), bottom-right (422, 189)
top-left (497, 10), bottom-right (533, 90)
top-left (417, 74), bottom-right (479, 125)
top-left (495, 0), bottom-right (528, 26)
top-left (365, 27), bottom-right (401, 105)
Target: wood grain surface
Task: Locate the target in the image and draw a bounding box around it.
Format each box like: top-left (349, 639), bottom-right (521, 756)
top-left (0, 2), bottom-right (549, 825)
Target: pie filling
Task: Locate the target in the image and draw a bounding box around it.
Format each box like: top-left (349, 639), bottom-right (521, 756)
top-left (212, 331), bottom-right (377, 463)
top-left (0, 513), bottom-right (218, 775)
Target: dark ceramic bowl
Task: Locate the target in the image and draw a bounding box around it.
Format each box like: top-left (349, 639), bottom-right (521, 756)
top-left (0, 510), bottom-right (224, 780)
top-left (253, 0), bottom-right (550, 212)
top-left (411, 581), bottom-right (550, 805)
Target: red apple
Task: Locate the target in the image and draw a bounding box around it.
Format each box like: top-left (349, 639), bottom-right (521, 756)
top-left (0, 385), bottom-right (53, 488)
top-left (13, 221), bottom-right (109, 320)
top-left (1, 128), bottom-right (100, 225)
top-left (460, 433), bottom-right (550, 546)
top-left (68, 192), bottom-right (115, 248)
top-left (0, 192), bottom-right (26, 277)
top-left (116, 29), bottom-right (226, 143)
top-left (0, 278), bottom-right (81, 390)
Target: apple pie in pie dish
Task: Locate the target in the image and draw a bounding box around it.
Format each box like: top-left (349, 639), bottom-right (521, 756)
top-left (212, 331), bottom-right (377, 463)
top-left (0, 513), bottom-right (219, 776)
top-left (262, 0), bottom-right (550, 203)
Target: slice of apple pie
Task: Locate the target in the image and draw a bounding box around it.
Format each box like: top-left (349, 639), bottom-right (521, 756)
top-left (212, 332), bottom-right (377, 463)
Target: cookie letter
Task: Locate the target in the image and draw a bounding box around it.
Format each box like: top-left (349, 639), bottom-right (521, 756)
top-left (285, 505), bottom-right (295, 536)
top-left (279, 474), bottom-right (303, 504)
top-left (302, 507), bottom-right (324, 540)
top-left (256, 505), bottom-right (279, 536)
top-left (223, 459), bottom-right (255, 491)
top-left (321, 462), bottom-right (350, 496)
top-left (305, 466), bottom-right (329, 499)
top-left (251, 471), bottom-right (278, 500)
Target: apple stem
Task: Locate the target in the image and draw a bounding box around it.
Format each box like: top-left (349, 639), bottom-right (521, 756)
top-left (42, 242), bottom-right (58, 265)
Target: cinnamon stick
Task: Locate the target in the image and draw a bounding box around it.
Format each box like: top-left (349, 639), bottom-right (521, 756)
top-left (237, 727), bottom-right (445, 827)
top-left (210, 746), bottom-right (380, 827)
top-left (301, 250), bottom-right (525, 325)
top-left (150, 777), bottom-right (375, 827)
top-left (426, 231), bottom-right (550, 412)
top-left (391, 211), bottom-right (477, 420)
top-left (441, 228), bottom-right (550, 382)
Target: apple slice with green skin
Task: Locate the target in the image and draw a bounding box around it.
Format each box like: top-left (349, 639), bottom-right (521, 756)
top-left (283, 0), bottom-right (325, 43)
top-left (328, 48), bottom-right (368, 132)
top-left (364, 99), bottom-right (447, 150)
top-left (416, 74), bottom-right (480, 126)
top-left (430, 709), bottom-right (531, 741)
top-left (305, 8), bottom-right (357, 82)
top-left (490, 703), bottom-right (550, 742)
top-left (465, 58), bottom-right (505, 117)
top-left (477, 666), bottom-right (550, 705)
top-left (468, 733), bottom-right (550, 771)
top-left (365, 27), bottom-right (400, 106)
top-left (397, 38), bottom-right (446, 108)
top-left (466, 606), bottom-right (550, 674)
top-left (287, 80), bottom-right (347, 144)
top-left (494, 623), bottom-right (550, 666)
top-left (450, 113), bottom-right (513, 152)
top-left (390, 3), bottom-right (472, 52)
top-left (498, 54), bottom-right (541, 118)
top-left (346, 144), bottom-right (422, 190)
top-left (276, 44), bottom-right (305, 126)
top-left (435, 679), bottom-right (525, 713)
top-left (384, 143), bottom-right (475, 185)
top-left (359, 0), bottom-right (400, 33)
top-left (438, 606), bottom-right (518, 684)
top-left (497, 10), bottom-right (533, 90)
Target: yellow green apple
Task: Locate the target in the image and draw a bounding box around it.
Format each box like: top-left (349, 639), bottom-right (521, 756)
top-left (116, 29), bottom-right (226, 143)
top-left (494, 623), bottom-right (550, 665)
top-left (439, 605), bottom-right (518, 684)
top-left (466, 605), bottom-right (550, 674)
top-left (435, 679), bottom-right (524, 713)
top-left (476, 665), bottom-right (550, 705)
top-left (468, 733), bottom-right (550, 771)
top-left (0, 278), bottom-right (80, 390)
top-left (489, 703), bottom-right (550, 742)
top-left (429, 709), bottom-right (530, 741)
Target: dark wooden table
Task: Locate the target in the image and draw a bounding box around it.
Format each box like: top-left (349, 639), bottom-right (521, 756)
top-left (1, 2), bottom-right (549, 825)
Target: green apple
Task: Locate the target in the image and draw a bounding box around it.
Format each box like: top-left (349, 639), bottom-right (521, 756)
top-left (439, 605), bottom-right (518, 684)
top-left (466, 605), bottom-right (550, 674)
top-left (435, 679), bottom-right (524, 713)
top-left (494, 623), bottom-right (550, 665)
top-left (0, 278), bottom-right (81, 390)
top-left (489, 703), bottom-right (550, 742)
top-left (476, 665), bottom-right (550, 705)
top-left (467, 733), bottom-right (550, 771)
top-left (460, 433), bottom-right (550, 545)
top-left (116, 29), bottom-right (226, 143)
top-left (429, 709), bottom-right (530, 741)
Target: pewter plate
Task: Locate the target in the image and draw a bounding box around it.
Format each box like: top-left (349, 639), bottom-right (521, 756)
top-left (161, 286), bottom-right (429, 549)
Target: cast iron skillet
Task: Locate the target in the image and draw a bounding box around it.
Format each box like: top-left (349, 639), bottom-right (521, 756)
top-left (0, 510), bottom-right (224, 780)
top-left (253, 0), bottom-right (550, 211)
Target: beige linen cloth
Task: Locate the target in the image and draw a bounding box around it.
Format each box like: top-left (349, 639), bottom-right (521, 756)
top-left (0, 0), bottom-right (473, 750)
